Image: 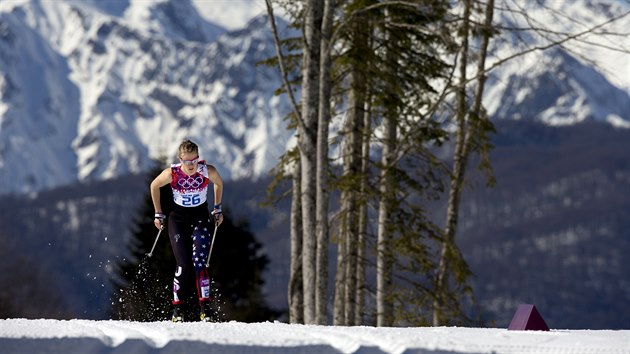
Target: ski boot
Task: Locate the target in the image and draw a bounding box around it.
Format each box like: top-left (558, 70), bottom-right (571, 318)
top-left (199, 300), bottom-right (214, 322)
top-left (172, 304), bottom-right (184, 323)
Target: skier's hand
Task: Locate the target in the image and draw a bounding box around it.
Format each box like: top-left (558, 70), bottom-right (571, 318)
top-left (211, 204), bottom-right (223, 225)
top-left (154, 212), bottom-right (166, 230)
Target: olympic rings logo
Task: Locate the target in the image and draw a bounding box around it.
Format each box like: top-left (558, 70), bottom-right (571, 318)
top-left (178, 175), bottom-right (204, 189)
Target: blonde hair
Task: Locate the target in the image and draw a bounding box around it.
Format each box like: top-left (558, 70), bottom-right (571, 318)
top-left (178, 139), bottom-right (198, 157)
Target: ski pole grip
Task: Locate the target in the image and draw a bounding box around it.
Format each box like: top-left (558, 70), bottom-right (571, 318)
top-left (155, 212), bottom-right (166, 227)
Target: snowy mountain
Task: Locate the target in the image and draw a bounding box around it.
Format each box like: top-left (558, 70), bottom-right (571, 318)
top-left (487, 48), bottom-right (630, 126)
top-left (0, 0), bottom-right (628, 196)
top-left (0, 0), bottom-right (629, 329)
top-left (483, 0), bottom-right (630, 127)
top-left (0, 0), bottom-right (294, 195)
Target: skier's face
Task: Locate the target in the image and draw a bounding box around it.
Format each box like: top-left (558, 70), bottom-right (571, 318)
top-left (180, 152), bottom-right (199, 174)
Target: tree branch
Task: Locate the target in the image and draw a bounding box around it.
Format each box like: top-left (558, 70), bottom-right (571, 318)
top-left (265, 0), bottom-right (305, 131)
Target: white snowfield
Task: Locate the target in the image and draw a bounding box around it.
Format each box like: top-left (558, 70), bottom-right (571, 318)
top-left (0, 319), bottom-right (628, 354)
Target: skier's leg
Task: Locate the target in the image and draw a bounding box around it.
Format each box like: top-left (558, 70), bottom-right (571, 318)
top-left (197, 268), bottom-right (213, 322)
top-left (191, 217), bottom-right (213, 321)
top-left (191, 217), bottom-right (213, 299)
top-left (168, 214), bottom-right (193, 321)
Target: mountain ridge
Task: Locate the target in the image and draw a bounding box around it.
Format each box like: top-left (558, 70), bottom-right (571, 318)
top-left (1, 0), bottom-right (629, 196)
top-left (0, 0), bottom-right (294, 195)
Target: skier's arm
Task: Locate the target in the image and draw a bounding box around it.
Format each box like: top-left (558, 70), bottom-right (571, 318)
top-left (150, 168), bottom-right (172, 228)
top-left (207, 165), bottom-right (223, 206)
top-left (207, 164), bottom-right (224, 224)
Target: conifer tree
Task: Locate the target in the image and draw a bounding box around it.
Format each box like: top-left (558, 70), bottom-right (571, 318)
top-left (267, 0), bottom-right (455, 326)
top-left (330, 0), bottom-right (453, 326)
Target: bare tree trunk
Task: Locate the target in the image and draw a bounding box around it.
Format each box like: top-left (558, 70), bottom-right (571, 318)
top-left (344, 213), bottom-right (358, 325)
top-left (315, 0), bottom-right (335, 325)
top-left (376, 111), bottom-right (396, 326)
top-left (288, 161), bottom-right (304, 323)
top-left (433, 0), bottom-right (471, 328)
top-left (355, 201), bottom-right (367, 325)
top-left (333, 72), bottom-right (365, 325)
top-left (264, 0), bottom-right (305, 324)
top-left (344, 70), bottom-right (367, 325)
top-left (300, 0), bottom-right (324, 325)
top-left (433, 0), bottom-right (494, 326)
top-left (332, 8), bottom-right (370, 325)
top-left (332, 231), bottom-right (346, 325)
top-left (355, 98), bottom-right (371, 325)
top-left (376, 7), bottom-right (399, 327)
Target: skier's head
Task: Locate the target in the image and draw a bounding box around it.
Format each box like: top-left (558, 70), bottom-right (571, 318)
top-left (178, 139), bottom-right (200, 172)
top-left (178, 139), bottom-right (199, 157)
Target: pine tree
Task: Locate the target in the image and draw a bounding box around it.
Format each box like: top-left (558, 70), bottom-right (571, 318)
top-left (268, 0), bottom-right (456, 325)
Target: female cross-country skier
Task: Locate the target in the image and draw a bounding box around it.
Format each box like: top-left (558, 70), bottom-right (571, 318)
top-left (150, 139), bottom-right (224, 322)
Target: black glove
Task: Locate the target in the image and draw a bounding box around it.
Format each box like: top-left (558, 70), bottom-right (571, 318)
top-left (154, 212), bottom-right (166, 228)
top-left (211, 204), bottom-right (222, 223)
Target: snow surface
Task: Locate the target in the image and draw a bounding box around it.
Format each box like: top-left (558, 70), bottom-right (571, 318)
top-left (191, 0), bottom-right (271, 31)
top-left (0, 319), bottom-right (629, 354)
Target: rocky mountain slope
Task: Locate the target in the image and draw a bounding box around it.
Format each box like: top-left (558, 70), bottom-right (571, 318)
top-left (0, 0), bottom-right (628, 196)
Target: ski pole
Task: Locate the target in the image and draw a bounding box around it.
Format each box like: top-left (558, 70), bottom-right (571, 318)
top-left (146, 227), bottom-right (163, 257)
top-left (205, 222), bottom-right (219, 268)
